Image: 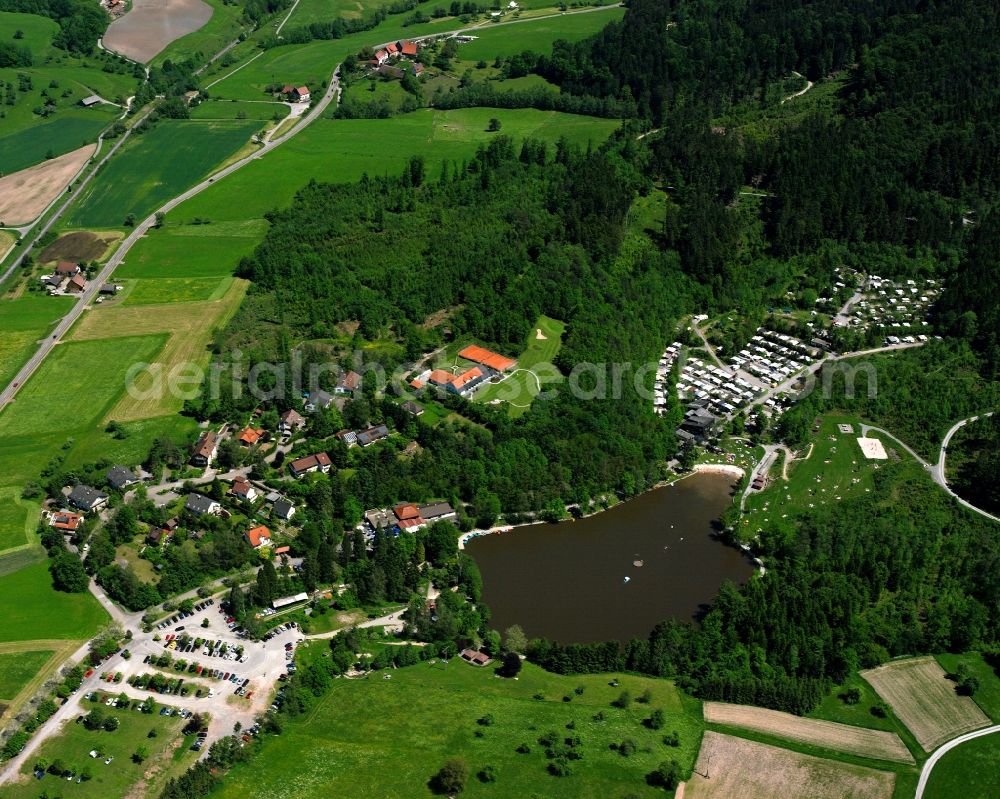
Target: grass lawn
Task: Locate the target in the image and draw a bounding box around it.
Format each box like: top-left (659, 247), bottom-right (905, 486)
top-left (0, 295), bottom-right (74, 389)
top-left (0, 334), bottom-right (168, 439)
top-left (63, 414), bottom-right (199, 473)
top-left (0, 560), bottom-right (107, 641)
top-left (0, 488), bottom-right (40, 554)
top-left (189, 98), bottom-right (290, 121)
top-left (456, 7), bottom-right (625, 61)
top-left (122, 276), bottom-right (233, 305)
top-left (6, 696), bottom-right (196, 799)
top-left (63, 119), bottom-right (263, 229)
top-left (935, 652), bottom-right (1000, 723)
top-left (176, 108), bottom-right (619, 223)
top-left (474, 314), bottom-right (565, 416)
top-left (215, 659), bottom-right (703, 798)
top-left (923, 732), bottom-right (1000, 799)
top-left (0, 649), bottom-right (54, 700)
top-left (115, 220), bottom-right (268, 279)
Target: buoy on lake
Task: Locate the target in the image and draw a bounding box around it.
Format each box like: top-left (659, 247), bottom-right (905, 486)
top-left (633, 559), bottom-right (644, 567)
top-left (623, 576), bottom-right (630, 583)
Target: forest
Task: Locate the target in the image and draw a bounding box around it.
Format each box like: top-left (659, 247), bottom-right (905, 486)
top-left (0, 0), bottom-right (108, 51)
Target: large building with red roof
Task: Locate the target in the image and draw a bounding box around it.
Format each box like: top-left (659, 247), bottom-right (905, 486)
top-left (458, 344), bottom-right (517, 372)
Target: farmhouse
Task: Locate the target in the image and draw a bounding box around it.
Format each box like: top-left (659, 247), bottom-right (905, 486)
top-left (42, 274), bottom-right (66, 291)
top-left (238, 426), bottom-right (264, 446)
top-left (100, 284), bottom-right (119, 296)
top-left (288, 452), bottom-right (332, 477)
top-left (184, 493), bottom-right (221, 516)
top-left (272, 497), bottom-right (296, 521)
top-left (291, 86), bottom-right (310, 103)
top-left (66, 274), bottom-right (87, 293)
top-left (231, 476), bottom-right (258, 502)
top-left (356, 424), bottom-right (389, 446)
top-left (386, 42), bottom-right (399, 57)
top-left (373, 48), bottom-right (389, 65)
top-left (459, 344), bottom-right (517, 372)
top-left (106, 465), bottom-right (140, 490)
top-left (400, 40), bottom-right (417, 57)
top-left (55, 261), bottom-right (81, 277)
top-left (279, 409), bottom-right (306, 435)
top-left (68, 484), bottom-right (109, 512)
top-left (244, 525), bottom-right (272, 549)
top-left (190, 430), bottom-right (218, 466)
top-left (47, 510), bottom-right (83, 531)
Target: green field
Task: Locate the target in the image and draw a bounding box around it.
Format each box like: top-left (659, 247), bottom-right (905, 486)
top-left (0, 489), bottom-right (40, 554)
top-left (474, 314), bottom-right (565, 415)
top-left (214, 658), bottom-right (703, 798)
top-left (122, 276), bottom-right (232, 305)
top-left (62, 119), bottom-right (263, 229)
top-left (935, 652), bottom-right (1000, 722)
top-left (923, 732), bottom-right (1000, 799)
top-left (0, 334), bottom-right (167, 440)
top-left (0, 649), bottom-right (54, 699)
top-left (0, 295), bottom-right (74, 389)
top-left (456, 8), bottom-right (625, 61)
top-left (151, 0), bottom-right (248, 67)
top-left (177, 108), bottom-right (619, 223)
top-left (189, 98), bottom-right (290, 121)
top-left (0, 109), bottom-right (118, 175)
top-left (115, 220), bottom-right (268, 279)
top-left (4, 695), bottom-right (195, 799)
top-left (0, 560), bottom-right (107, 642)
top-left (284, 0), bottom-right (399, 26)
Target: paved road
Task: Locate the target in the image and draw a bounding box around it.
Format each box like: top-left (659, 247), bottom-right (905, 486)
top-left (914, 724), bottom-right (1000, 799)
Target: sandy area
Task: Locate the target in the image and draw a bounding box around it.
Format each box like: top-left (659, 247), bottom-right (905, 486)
top-left (693, 463), bottom-right (746, 478)
top-left (0, 144), bottom-right (95, 226)
top-left (703, 701), bottom-right (914, 763)
top-left (535, 328), bottom-right (547, 339)
top-left (103, 0), bottom-right (213, 63)
top-left (685, 731), bottom-right (896, 799)
top-left (857, 437), bottom-right (888, 459)
top-left (861, 656), bottom-right (990, 750)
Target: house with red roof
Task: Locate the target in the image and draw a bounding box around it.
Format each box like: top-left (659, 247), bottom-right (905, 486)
top-left (400, 40), bottom-right (418, 57)
top-left (374, 48), bottom-right (389, 65)
top-left (238, 426), bottom-right (264, 446)
top-left (47, 510), bottom-right (83, 532)
top-left (458, 344), bottom-right (517, 372)
top-left (386, 42), bottom-right (399, 56)
top-left (428, 366), bottom-right (492, 396)
top-left (244, 525), bottom-right (272, 549)
top-left (66, 274), bottom-right (87, 293)
top-left (231, 476), bottom-right (258, 502)
top-left (288, 452), bottom-right (332, 478)
top-left (291, 86), bottom-right (310, 103)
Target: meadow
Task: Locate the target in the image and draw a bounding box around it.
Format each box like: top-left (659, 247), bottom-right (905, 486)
top-left (5, 696), bottom-right (195, 799)
top-left (0, 489), bottom-right (39, 554)
top-left (0, 111), bottom-right (117, 175)
top-left (62, 119), bottom-right (263, 229)
top-left (114, 220), bottom-right (268, 279)
top-left (0, 560), bottom-right (106, 642)
top-left (214, 659), bottom-right (704, 798)
top-left (923, 732), bottom-right (1000, 799)
top-left (0, 295), bottom-right (74, 389)
top-left (0, 649), bottom-right (54, 700)
top-left (150, 0), bottom-right (248, 67)
top-left (122, 276), bottom-right (233, 305)
top-left (189, 98), bottom-right (290, 121)
top-left (455, 7), bottom-right (625, 60)
top-left (474, 314), bottom-right (565, 415)
top-left (176, 108), bottom-right (619, 223)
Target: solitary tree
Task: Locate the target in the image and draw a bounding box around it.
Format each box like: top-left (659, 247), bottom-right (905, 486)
top-left (430, 758), bottom-right (468, 795)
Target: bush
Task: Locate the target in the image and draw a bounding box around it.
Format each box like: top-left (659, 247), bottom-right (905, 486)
top-left (478, 764), bottom-right (498, 783)
top-left (612, 690), bottom-right (631, 708)
top-left (645, 708), bottom-right (665, 730)
top-left (429, 758), bottom-right (468, 795)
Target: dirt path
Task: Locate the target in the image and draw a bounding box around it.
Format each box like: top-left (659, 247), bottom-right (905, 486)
top-left (781, 70), bottom-right (814, 104)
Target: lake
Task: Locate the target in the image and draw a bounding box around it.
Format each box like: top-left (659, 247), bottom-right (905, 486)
top-left (466, 472), bottom-right (754, 644)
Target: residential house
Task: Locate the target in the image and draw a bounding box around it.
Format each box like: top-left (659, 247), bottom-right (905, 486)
top-left (291, 86), bottom-right (310, 103)
top-left (418, 502), bottom-right (456, 524)
top-left (237, 426), bottom-right (264, 446)
top-left (356, 424), bottom-right (389, 446)
top-left (190, 430), bottom-right (218, 467)
top-left (364, 508), bottom-right (394, 531)
top-left (146, 528), bottom-right (164, 546)
top-left (288, 452), bottom-right (332, 478)
top-left (335, 429), bottom-right (358, 447)
top-left (272, 497), bottom-right (296, 521)
top-left (400, 40), bottom-right (417, 57)
top-left (106, 465), bottom-right (140, 491)
top-left (184, 493), bottom-right (221, 516)
top-left (335, 370), bottom-right (362, 394)
top-left (55, 261), bottom-right (81, 278)
top-left (385, 42), bottom-right (399, 57)
top-left (48, 510), bottom-right (83, 532)
top-left (231, 476), bottom-right (258, 502)
top-left (66, 274), bottom-right (87, 293)
top-left (305, 390), bottom-right (334, 413)
top-left (273, 545), bottom-right (290, 556)
top-left (68, 484), bottom-right (109, 512)
top-left (401, 400), bottom-right (424, 416)
top-left (373, 48), bottom-right (389, 65)
top-left (244, 525), bottom-right (272, 549)
top-left (42, 274), bottom-right (66, 291)
top-left (279, 409), bottom-right (306, 435)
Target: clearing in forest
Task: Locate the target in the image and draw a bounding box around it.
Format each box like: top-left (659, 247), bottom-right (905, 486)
top-left (861, 656), bottom-right (990, 750)
top-left (703, 701), bottom-right (914, 763)
top-left (683, 731), bottom-right (896, 799)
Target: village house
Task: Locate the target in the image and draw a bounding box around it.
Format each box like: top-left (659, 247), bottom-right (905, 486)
top-left (356, 424), bottom-right (389, 446)
top-left (68, 484), bottom-right (109, 512)
top-left (42, 274), bottom-right (66, 291)
top-left (47, 510), bottom-right (83, 532)
top-left (335, 429), bottom-right (358, 447)
top-left (305, 390), bottom-right (334, 413)
top-left (400, 40), bottom-right (417, 57)
top-left (279, 409), bottom-right (306, 435)
top-left (244, 525), bottom-right (272, 549)
top-left (190, 430), bottom-right (218, 467)
top-left (146, 528), bottom-right (164, 547)
top-left (373, 48), bottom-right (389, 66)
top-left (231, 476), bottom-right (258, 502)
top-left (184, 493), bottom-right (221, 517)
top-left (66, 274), bottom-right (87, 293)
top-left (55, 261), bottom-right (81, 278)
top-left (335, 370), bottom-right (362, 394)
top-left (291, 86), bottom-right (310, 103)
top-left (385, 42), bottom-right (399, 57)
top-left (100, 284), bottom-right (119, 296)
top-left (272, 497), bottom-right (296, 521)
top-left (106, 465), bottom-right (140, 491)
top-left (273, 545), bottom-right (290, 557)
top-left (288, 452), bottom-right (332, 478)
top-left (238, 426), bottom-right (264, 446)
top-left (401, 400), bottom-right (424, 416)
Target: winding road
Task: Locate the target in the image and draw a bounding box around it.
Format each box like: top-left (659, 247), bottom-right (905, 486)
top-left (913, 724), bottom-right (1000, 799)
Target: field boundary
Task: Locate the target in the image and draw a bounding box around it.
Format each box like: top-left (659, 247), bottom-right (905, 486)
top-left (0, 640), bottom-right (81, 725)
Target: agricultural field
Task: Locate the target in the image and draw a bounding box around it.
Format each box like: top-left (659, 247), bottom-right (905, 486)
top-left (3, 695), bottom-right (196, 799)
top-left (213, 659), bottom-right (704, 798)
top-left (861, 657), bottom-right (991, 751)
top-left (121, 275), bottom-right (233, 305)
top-left (923, 731), bottom-right (1000, 799)
top-left (0, 560), bottom-right (106, 642)
top-left (0, 649), bottom-right (54, 701)
top-left (189, 98), bottom-right (290, 121)
top-left (114, 220), bottom-right (268, 279)
top-left (62, 119), bottom-right (263, 229)
top-left (176, 108), bottom-right (619, 223)
top-left (702, 702), bottom-right (914, 764)
top-left (151, 0), bottom-right (249, 66)
top-left (474, 314), bottom-right (565, 415)
top-left (286, 0), bottom-right (401, 25)
top-left (934, 652), bottom-right (1000, 722)
top-left (0, 489), bottom-right (40, 554)
top-left (683, 731), bottom-right (896, 799)
top-left (37, 231), bottom-right (122, 265)
top-left (0, 144), bottom-right (95, 226)
top-left (68, 279), bottom-right (248, 420)
top-left (0, 295), bottom-right (73, 389)
top-left (454, 6), bottom-right (625, 61)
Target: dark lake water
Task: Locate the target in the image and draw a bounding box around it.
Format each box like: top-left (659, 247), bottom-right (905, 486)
top-left (466, 472), bottom-right (754, 644)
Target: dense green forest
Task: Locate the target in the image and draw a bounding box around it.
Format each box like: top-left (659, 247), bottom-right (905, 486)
top-left (0, 0), bottom-right (108, 51)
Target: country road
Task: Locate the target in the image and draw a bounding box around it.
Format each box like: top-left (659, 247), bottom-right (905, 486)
top-left (913, 724), bottom-right (1000, 799)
